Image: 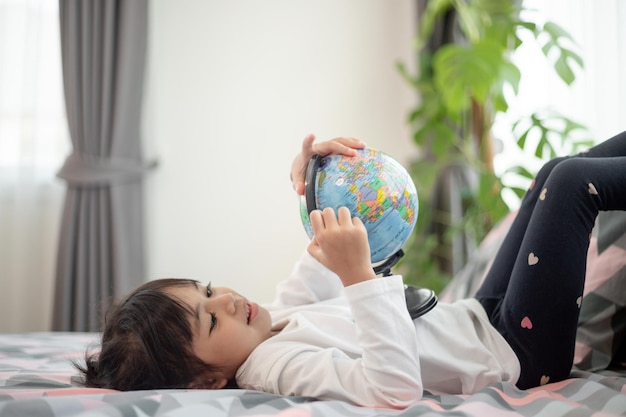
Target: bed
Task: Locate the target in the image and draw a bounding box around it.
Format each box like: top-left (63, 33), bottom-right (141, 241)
top-left (0, 332), bottom-right (624, 417)
top-left (2, 211), bottom-right (626, 417)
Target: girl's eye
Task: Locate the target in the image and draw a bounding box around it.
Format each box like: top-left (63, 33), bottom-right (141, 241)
top-left (209, 312), bottom-right (217, 333)
top-left (206, 283), bottom-right (213, 297)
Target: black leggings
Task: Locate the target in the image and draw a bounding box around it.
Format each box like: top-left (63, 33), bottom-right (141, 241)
top-left (475, 130), bottom-right (626, 389)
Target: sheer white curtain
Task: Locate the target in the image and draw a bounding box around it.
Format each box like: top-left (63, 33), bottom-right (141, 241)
top-left (494, 0), bottom-right (626, 206)
top-left (0, 0), bottom-right (69, 332)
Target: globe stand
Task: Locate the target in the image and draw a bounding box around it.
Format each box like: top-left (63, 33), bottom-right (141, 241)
top-left (304, 154), bottom-right (324, 214)
top-left (373, 249), bottom-right (438, 319)
top-left (372, 249), bottom-right (404, 277)
top-left (403, 285), bottom-right (438, 319)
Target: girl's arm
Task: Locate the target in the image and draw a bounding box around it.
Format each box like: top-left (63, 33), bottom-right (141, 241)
top-left (241, 274), bottom-right (423, 408)
top-left (293, 208), bottom-right (422, 407)
top-left (281, 277), bottom-right (422, 408)
top-left (243, 208), bottom-right (422, 407)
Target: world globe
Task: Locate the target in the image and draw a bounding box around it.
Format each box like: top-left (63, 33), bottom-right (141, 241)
top-left (300, 148), bottom-right (419, 264)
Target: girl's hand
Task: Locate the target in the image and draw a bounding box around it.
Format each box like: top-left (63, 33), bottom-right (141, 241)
top-left (307, 207), bottom-right (376, 287)
top-left (290, 134), bottom-right (366, 196)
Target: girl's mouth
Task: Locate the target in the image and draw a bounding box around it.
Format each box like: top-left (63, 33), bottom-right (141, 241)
top-left (247, 302), bottom-right (258, 324)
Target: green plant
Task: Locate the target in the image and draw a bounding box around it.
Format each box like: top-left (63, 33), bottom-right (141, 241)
top-left (396, 0), bottom-right (592, 292)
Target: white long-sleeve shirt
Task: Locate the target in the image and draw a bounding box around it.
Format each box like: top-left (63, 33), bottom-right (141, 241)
top-left (236, 252), bottom-right (520, 408)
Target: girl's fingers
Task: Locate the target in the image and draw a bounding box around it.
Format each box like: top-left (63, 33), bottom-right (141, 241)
top-left (293, 180), bottom-right (305, 195)
top-left (313, 137), bottom-right (365, 156)
top-left (328, 137), bottom-right (365, 148)
top-left (300, 133), bottom-right (316, 155)
top-left (310, 207), bottom-right (343, 235)
top-left (292, 134), bottom-right (364, 196)
top-left (309, 209), bottom-right (324, 234)
top-left (337, 206), bottom-right (352, 225)
top-left (351, 215), bottom-right (364, 228)
top-left (321, 207), bottom-right (337, 228)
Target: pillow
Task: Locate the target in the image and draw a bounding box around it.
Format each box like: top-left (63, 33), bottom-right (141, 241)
top-left (439, 211), bottom-right (626, 372)
top-left (574, 211), bottom-right (626, 371)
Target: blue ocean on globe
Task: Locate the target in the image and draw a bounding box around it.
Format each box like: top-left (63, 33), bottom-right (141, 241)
top-left (300, 148), bottom-right (418, 263)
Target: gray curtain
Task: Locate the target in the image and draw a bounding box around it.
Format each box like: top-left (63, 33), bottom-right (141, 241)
top-left (53, 0), bottom-right (152, 331)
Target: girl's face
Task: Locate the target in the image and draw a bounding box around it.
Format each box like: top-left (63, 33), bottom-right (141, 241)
top-left (170, 282), bottom-right (272, 388)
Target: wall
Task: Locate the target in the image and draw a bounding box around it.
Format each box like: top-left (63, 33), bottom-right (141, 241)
top-left (144, 0), bottom-right (418, 303)
top-left (2, 0), bottom-right (624, 331)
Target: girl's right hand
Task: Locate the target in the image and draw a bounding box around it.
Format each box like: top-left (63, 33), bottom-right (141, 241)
top-left (307, 207), bottom-right (376, 287)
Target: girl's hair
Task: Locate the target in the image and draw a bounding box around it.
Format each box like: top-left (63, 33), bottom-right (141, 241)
top-left (76, 278), bottom-right (224, 390)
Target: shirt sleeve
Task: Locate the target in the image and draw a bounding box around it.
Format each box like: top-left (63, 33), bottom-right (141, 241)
top-left (267, 250), bottom-right (345, 308)
top-left (250, 276), bottom-right (423, 408)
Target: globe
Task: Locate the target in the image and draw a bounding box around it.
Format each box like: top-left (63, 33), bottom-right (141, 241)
top-left (300, 148), bottom-right (418, 263)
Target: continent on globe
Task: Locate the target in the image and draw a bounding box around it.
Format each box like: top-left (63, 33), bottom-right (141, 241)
top-left (300, 148), bottom-right (418, 263)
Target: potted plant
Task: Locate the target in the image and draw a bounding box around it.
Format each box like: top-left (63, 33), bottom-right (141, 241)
top-left (397, 0), bottom-right (592, 291)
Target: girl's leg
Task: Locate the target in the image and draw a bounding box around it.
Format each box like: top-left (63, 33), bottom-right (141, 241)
top-left (489, 156), bottom-right (626, 388)
top-left (475, 156), bottom-right (565, 305)
top-left (582, 130), bottom-right (626, 158)
top-left (476, 130), bottom-right (626, 305)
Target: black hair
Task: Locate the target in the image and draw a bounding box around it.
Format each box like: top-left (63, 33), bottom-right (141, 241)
top-left (76, 278), bottom-right (225, 390)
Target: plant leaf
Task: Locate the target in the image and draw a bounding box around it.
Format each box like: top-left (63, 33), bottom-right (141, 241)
top-left (564, 49), bottom-right (584, 68)
top-left (554, 55), bottom-right (576, 85)
top-left (498, 60), bottom-right (521, 95)
top-left (543, 21), bottom-right (575, 43)
top-left (433, 41), bottom-right (503, 112)
top-left (516, 127), bottom-right (530, 150)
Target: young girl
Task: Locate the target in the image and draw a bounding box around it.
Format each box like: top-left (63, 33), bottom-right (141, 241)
top-left (79, 131), bottom-right (626, 409)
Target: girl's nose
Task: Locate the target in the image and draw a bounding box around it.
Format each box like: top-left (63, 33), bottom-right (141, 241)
top-left (214, 292), bottom-right (237, 315)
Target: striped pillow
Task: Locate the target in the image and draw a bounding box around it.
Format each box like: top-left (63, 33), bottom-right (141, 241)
top-left (574, 211), bottom-right (626, 371)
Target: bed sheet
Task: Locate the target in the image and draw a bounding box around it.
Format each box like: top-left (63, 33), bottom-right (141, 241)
top-left (1, 332), bottom-right (625, 417)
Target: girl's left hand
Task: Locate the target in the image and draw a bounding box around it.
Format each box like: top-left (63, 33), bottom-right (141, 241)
top-left (290, 134), bottom-right (365, 196)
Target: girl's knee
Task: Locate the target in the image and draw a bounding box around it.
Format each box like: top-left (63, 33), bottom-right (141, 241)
top-left (535, 156), bottom-right (569, 183)
top-left (545, 157), bottom-right (589, 186)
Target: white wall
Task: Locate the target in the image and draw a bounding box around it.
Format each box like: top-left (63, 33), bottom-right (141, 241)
top-left (143, 0), bottom-right (626, 305)
top-left (144, 0), bottom-right (418, 303)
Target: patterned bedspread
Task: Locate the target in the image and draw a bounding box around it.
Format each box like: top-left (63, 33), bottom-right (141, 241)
top-left (1, 332), bottom-right (625, 417)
